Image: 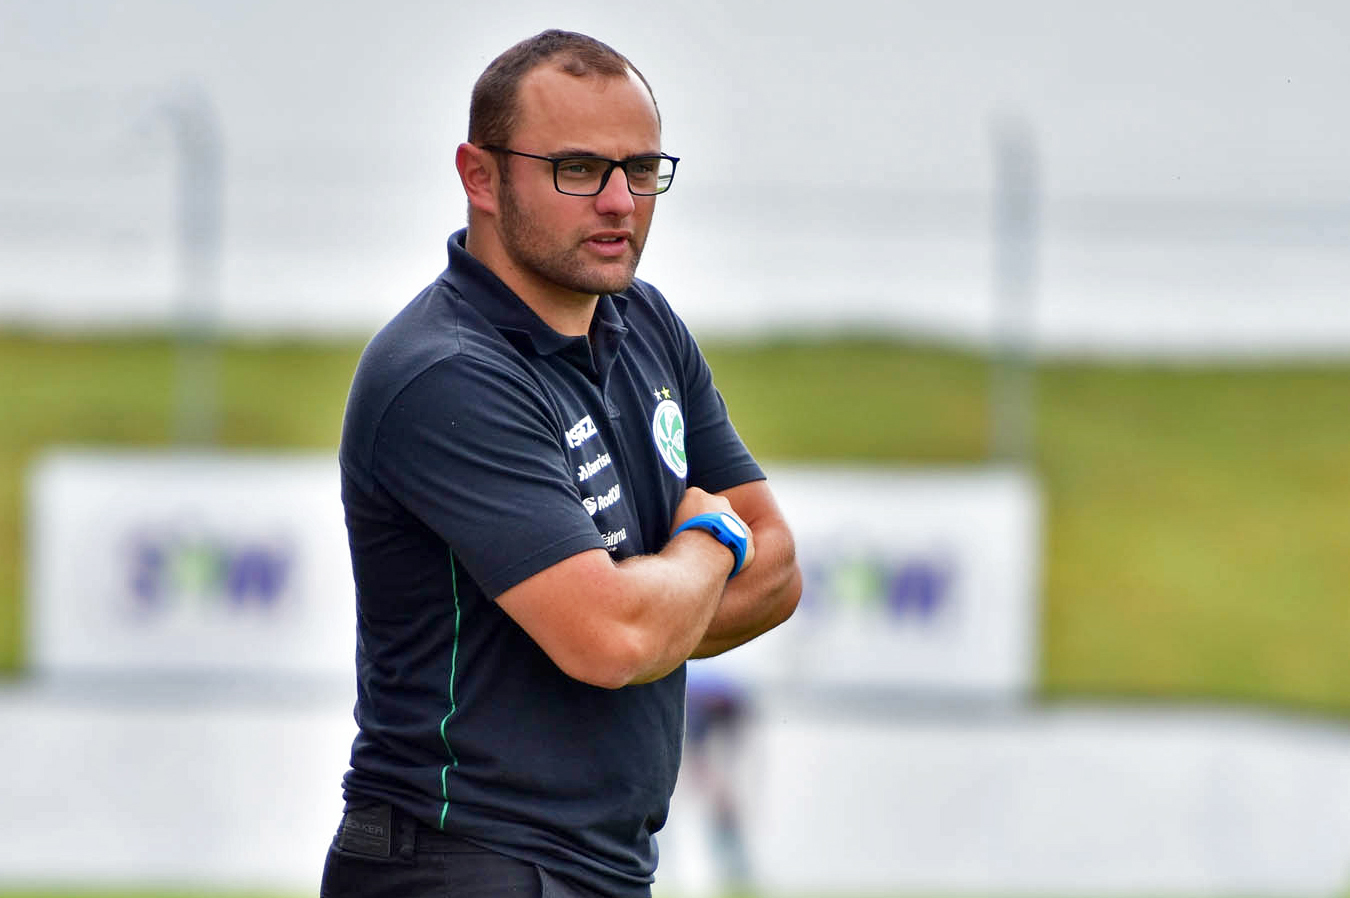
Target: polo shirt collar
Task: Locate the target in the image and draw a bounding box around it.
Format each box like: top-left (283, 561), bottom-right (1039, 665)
top-left (438, 230), bottom-right (630, 379)
top-left (590, 288), bottom-right (629, 385)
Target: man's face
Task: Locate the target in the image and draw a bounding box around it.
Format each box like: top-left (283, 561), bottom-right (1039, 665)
top-left (495, 65), bottom-right (662, 303)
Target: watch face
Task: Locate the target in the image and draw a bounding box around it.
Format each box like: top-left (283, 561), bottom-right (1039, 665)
top-left (719, 513), bottom-right (747, 539)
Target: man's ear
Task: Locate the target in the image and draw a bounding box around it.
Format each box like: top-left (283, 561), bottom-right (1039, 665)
top-left (456, 143), bottom-right (499, 216)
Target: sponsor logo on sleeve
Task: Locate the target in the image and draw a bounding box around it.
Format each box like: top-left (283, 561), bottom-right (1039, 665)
top-left (582, 483), bottom-right (622, 517)
top-left (565, 415), bottom-right (598, 449)
top-left (576, 452), bottom-right (612, 482)
top-left (651, 399), bottom-right (687, 478)
top-left (601, 528), bottom-right (628, 551)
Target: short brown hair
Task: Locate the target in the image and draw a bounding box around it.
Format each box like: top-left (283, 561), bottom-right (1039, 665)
top-left (468, 29), bottom-right (660, 147)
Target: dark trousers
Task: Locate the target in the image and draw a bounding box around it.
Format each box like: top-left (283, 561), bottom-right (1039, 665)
top-left (320, 801), bottom-right (592, 898)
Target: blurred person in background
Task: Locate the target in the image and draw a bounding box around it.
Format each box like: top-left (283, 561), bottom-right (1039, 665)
top-left (324, 29), bottom-right (801, 898)
top-left (682, 660), bottom-right (756, 891)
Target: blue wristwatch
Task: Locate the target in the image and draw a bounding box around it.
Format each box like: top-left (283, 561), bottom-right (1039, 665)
top-left (672, 512), bottom-right (749, 578)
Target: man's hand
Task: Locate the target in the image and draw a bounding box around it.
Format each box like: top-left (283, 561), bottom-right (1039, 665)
top-left (670, 486), bottom-right (756, 574)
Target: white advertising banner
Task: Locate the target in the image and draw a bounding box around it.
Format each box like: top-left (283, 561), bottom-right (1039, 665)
top-left (725, 464), bottom-right (1042, 699)
top-left (29, 453), bottom-right (1039, 696)
top-left (28, 450), bottom-right (356, 679)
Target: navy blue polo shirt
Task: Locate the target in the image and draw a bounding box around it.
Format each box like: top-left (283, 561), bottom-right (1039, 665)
top-left (337, 229), bottom-right (764, 895)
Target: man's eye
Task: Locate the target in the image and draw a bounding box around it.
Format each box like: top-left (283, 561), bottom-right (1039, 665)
top-left (558, 158), bottom-right (602, 177)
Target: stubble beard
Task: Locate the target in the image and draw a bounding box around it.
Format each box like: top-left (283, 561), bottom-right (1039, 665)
top-left (498, 181), bottom-right (646, 298)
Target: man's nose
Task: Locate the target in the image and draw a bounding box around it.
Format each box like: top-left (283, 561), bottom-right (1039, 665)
top-left (594, 165), bottom-right (637, 217)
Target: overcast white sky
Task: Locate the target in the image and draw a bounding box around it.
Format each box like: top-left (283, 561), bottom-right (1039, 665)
top-left (3, 1), bottom-right (1349, 354)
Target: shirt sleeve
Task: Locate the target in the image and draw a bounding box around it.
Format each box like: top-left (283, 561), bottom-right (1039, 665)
top-left (370, 354), bottom-right (606, 599)
top-left (667, 303), bottom-right (766, 494)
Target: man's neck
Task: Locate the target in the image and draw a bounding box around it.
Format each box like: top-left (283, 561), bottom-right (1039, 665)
top-left (464, 227), bottom-right (597, 337)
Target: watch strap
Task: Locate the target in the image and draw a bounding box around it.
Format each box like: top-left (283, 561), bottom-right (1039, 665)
top-left (672, 511), bottom-right (748, 578)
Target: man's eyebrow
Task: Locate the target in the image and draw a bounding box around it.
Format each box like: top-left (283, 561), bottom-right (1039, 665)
top-left (552, 147), bottom-right (662, 159)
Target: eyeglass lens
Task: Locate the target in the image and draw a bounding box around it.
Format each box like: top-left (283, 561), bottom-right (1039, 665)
top-left (555, 157), bottom-right (675, 196)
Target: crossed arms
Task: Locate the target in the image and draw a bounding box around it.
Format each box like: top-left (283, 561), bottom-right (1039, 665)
top-left (497, 479), bottom-right (801, 689)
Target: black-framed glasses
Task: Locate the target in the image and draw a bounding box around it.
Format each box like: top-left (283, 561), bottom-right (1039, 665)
top-left (481, 146), bottom-right (679, 196)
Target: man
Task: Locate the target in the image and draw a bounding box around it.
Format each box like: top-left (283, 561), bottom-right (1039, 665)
top-left (324, 29), bottom-right (801, 898)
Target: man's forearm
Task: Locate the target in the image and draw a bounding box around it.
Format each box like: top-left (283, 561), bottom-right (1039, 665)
top-left (690, 520), bottom-right (801, 658)
top-left (617, 528), bottom-right (741, 685)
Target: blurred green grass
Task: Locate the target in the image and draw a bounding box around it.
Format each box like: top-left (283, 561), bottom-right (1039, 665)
top-left (2, 332), bottom-right (1349, 716)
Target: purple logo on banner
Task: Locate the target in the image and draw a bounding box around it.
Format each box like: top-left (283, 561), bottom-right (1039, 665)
top-left (127, 528), bottom-right (294, 616)
top-left (799, 554), bottom-right (956, 622)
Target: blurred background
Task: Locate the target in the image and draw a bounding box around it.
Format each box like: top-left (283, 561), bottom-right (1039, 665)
top-left (3, 1), bottom-right (1350, 896)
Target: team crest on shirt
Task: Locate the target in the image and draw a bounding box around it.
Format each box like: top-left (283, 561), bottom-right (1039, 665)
top-left (651, 399), bottom-right (687, 478)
